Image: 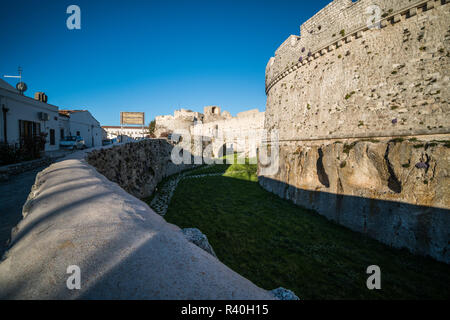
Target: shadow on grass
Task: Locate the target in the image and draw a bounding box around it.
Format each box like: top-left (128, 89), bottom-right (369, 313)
top-left (163, 173), bottom-right (450, 300)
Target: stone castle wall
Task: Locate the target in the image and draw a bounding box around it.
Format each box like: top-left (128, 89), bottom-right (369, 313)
top-left (86, 139), bottom-right (194, 198)
top-left (259, 137), bottom-right (450, 263)
top-left (154, 106), bottom-right (265, 157)
top-left (192, 109), bottom-right (265, 157)
top-left (265, 0), bottom-right (449, 141)
top-left (155, 109), bottom-right (203, 137)
top-left (261, 0), bottom-right (450, 263)
top-left (0, 151), bottom-right (275, 299)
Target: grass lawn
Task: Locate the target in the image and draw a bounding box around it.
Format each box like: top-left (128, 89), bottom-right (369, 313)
top-left (150, 159), bottom-right (450, 300)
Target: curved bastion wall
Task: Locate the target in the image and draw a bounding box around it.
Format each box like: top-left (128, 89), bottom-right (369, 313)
top-left (265, 0), bottom-right (449, 141)
top-left (260, 0), bottom-right (450, 263)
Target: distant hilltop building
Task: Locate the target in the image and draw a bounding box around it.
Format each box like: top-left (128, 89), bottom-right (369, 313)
top-left (154, 108), bottom-right (204, 137)
top-left (155, 106), bottom-right (265, 157)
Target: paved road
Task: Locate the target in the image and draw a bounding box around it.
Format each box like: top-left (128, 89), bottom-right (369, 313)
top-left (0, 166), bottom-right (46, 257)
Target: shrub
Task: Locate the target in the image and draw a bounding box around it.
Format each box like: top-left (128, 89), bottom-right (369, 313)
top-left (390, 137), bottom-right (404, 143)
top-left (147, 120), bottom-right (156, 137)
top-left (0, 133), bottom-right (46, 166)
top-left (343, 142), bottom-right (357, 154)
top-left (0, 143), bottom-right (21, 166)
top-left (20, 133), bottom-right (47, 161)
top-left (344, 91), bottom-right (355, 99)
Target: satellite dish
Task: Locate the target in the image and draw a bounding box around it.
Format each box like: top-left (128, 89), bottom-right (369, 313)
top-left (16, 82), bottom-right (27, 93)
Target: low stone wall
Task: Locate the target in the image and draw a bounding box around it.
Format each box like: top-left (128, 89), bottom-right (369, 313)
top-left (86, 139), bottom-right (194, 199)
top-left (0, 156), bottom-right (276, 299)
top-left (258, 137), bottom-right (450, 263)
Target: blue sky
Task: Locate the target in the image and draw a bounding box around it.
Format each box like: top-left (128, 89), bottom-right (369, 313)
top-left (0, 0), bottom-right (330, 125)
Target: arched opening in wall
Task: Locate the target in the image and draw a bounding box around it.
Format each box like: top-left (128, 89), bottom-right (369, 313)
top-left (216, 143), bottom-right (233, 160)
top-left (211, 107), bottom-right (219, 115)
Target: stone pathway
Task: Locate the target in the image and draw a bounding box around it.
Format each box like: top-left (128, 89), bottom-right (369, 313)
top-left (150, 168), bottom-right (225, 216)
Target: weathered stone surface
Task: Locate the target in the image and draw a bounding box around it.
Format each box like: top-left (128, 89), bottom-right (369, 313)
top-left (270, 287), bottom-right (300, 300)
top-left (265, 1), bottom-right (449, 141)
top-left (0, 157), bottom-right (275, 300)
top-left (259, 139), bottom-right (450, 263)
top-left (182, 228), bottom-right (217, 258)
top-left (260, 0), bottom-right (450, 264)
top-left (155, 108), bottom-right (204, 137)
top-left (192, 109), bottom-right (265, 158)
top-left (86, 139), bottom-right (194, 199)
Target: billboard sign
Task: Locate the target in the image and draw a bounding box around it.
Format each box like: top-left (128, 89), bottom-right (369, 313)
top-left (120, 112), bottom-right (145, 125)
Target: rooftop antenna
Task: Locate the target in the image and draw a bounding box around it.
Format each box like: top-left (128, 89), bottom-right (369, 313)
top-left (4, 66), bottom-right (27, 95)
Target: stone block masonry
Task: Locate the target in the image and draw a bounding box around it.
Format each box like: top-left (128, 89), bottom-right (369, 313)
top-left (0, 150), bottom-right (276, 299)
top-left (259, 138), bottom-right (450, 263)
top-left (266, 0), bottom-right (449, 141)
top-left (261, 0), bottom-right (450, 263)
top-left (86, 139), bottom-right (194, 199)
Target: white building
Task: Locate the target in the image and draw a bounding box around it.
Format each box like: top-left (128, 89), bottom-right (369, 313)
top-left (0, 78), bottom-right (104, 152)
top-left (102, 126), bottom-right (148, 142)
top-left (0, 79), bottom-right (60, 152)
top-left (59, 110), bottom-right (104, 148)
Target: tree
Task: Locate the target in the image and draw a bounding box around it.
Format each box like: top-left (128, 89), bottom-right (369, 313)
top-left (147, 119), bottom-right (156, 138)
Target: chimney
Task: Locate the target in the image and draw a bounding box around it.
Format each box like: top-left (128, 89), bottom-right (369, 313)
top-left (34, 92), bottom-right (48, 103)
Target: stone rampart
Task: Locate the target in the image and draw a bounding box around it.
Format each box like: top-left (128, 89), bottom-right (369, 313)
top-left (0, 150), bottom-right (276, 299)
top-left (266, 0), bottom-right (449, 141)
top-left (261, 0), bottom-right (450, 263)
top-left (86, 139), bottom-right (194, 199)
top-left (259, 137), bottom-right (450, 263)
top-left (191, 109), bottom-right (265, 157)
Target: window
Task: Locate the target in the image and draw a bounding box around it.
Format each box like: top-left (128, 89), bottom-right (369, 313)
top-left (60, 129), bottom-right (64, 140)
top-left (19, 120), bottom-right (41, 144)
top-left (76, 131), bottom-right (80, 136)
top-left (50, 129), bottom-right (55, 145)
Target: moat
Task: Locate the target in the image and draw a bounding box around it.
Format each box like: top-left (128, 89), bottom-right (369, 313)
top-left (145, 158), bottom-right (450, 299)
